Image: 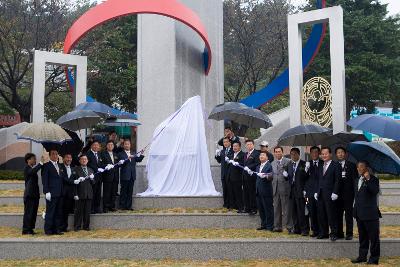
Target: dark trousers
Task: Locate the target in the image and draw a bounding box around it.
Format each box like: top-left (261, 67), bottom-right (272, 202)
top-left (317, 191), bottom-right (338, 237)
top-left (243, 175), bottom-right (257, 211)
top-left (337, 196), bottom-right (354, 237)
top-left (22, 197), bottom-right (39, 233)
top-left (256, 194), bottom-right (274, 230)
top-left (119, 179), bottom-right (134, 209)
top-left (291, 195), bottom-right (309, 234)
top-left (227, 180), bottom-right (243, 210)
top-left (91, 179), bottom-right (102, 213)
top-left (61, 196), bottom-right (75, 231)
top-left (112, 178), bottom-right (119, 207)
top-left (103, 181), bottom-right (115, 211)
top-left (221, 178), bottom-right (228, 208)
top-left (357, 219), bottom-right (380, 263)
top-left (307, 197), bottom-right (319, 235)
top-left (74, 199), bottom-right (92, 230)
top-left (44, 197), bottom-right (63, 234)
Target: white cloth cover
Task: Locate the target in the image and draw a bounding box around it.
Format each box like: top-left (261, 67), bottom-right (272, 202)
top-left (138, 96), bottom-right (220, 196)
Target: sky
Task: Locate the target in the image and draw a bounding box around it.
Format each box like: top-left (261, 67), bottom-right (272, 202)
top-left (291, 0), bottom-right (400, 16)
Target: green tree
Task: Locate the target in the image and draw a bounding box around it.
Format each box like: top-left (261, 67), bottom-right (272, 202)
top-left (304, 0), bottom-right (400, 116)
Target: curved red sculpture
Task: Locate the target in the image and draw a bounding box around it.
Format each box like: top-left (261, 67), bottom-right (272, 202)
top-left (63, 0), bottom-right (212, 75)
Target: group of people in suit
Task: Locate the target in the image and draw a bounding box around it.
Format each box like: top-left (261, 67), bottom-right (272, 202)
top-left (216, 127), bottom-right (381, 265)
top-left (22, 131), bottom-right (144, 235)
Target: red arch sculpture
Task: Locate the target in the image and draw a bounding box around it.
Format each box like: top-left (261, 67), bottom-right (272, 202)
top-left (63, 0), bottom-right (212, 75)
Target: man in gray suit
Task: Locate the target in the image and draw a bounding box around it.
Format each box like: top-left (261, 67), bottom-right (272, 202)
top-left (271, 146), bottom-right (291, 232)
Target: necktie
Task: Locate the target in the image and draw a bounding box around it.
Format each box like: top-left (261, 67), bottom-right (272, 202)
top-left (225, 148), bottom-right (229, 156)
top-left (358, 176), bottom-right (364, 190)
top-left (110, 152), bottom-right (114, 164)
top-left (83, 167), bottom-right (88, 176)
top-left (323, 162), bottom-right (328, 175)
top-left (54, 162), bottom-right (59, 175)
top-left (247, 152), bottom-right (251, 160)
top-left (314, 161), bottom-right (318, 168)
top-left (292, 162), bottom-right (296, 183)
top-left (94, 152), bottom-right (98, 163)
top-left (66, 166), bottom-right (71, 178)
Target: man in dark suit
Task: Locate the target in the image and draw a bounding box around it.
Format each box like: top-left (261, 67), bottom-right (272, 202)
top-left (226, 141), bottom-right (245, 212)
top-left (101, 140), bottom-right (120, 212)
top-left (245, 151), bottom-right (274, 231)
top-left (215, 137), bottom-right (232, 208)
top-left (86, 140), bottom-right (103, 214)
top-left (41, 149), bottom-right (63, 235)
top-left (59, 153), bottom-right (75, 232)
top-left (259, 141), bottom-right (274, 163)
top-left (72, 154), bottom-right (95, 231)
top-left (351, 160), bottom-right (381, 265)
top-left (315, 147), bottom-right (341, 241)
top-left (305, 146), bottom-right (323, 237)
top-left (118, 139), bottom-right (144, 210)
top-left (336, 147), bottom-right (358, 240)
top-left (22, 153), bottom-right (43, 235)
top-left (217, 126), bottom-right (240, 148)
top-left (287, 147), bottom-right (309, 236)
top-left (242, 139), bottom-right (260, 215)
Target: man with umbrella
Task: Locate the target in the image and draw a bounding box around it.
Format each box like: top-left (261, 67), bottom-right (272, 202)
top-left (335, 147), bottom-right (358, 240)
top-left (351, 160), bottom-right (381, 265)
top-left (218, 127), bottom-right (240, 148)
top-left (41, 149), bottom-right (64, 235)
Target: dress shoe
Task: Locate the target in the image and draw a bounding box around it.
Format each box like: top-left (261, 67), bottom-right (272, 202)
top-left (74, 228), bottom-right (80, 232)
top-left (301, 232), bottom-right (309, 236)
top-left (109, 208), bottom-right (117, 212)
top-left (316, 235), bottom-right (329, 239)
top-left (248, 211), bottom-right (257, 216)
top-left (237, 210), bottom-right (246, 214)
top-left (83, 228), bottom-right (91, 231)
top-left (273, 229), bottom-right (283, 233)
top-left (310, 232), bottom-right (319, 237)
top-left (45, 232), bottom-right (54, 235)
top-left (345, 235), bottom-right (353, 240)
top-left (257, 227), bottom-right (266, 231)
top-left (351, 258), bottom-right (367, 264)
top-left (22, 231), bottom-right (31, 235)
top-left (367, 260), bottom-right (379, 265)
top-left (54, 231), bottom-right (64, 235)
top-left (330, 235), bottom-right (337, 241)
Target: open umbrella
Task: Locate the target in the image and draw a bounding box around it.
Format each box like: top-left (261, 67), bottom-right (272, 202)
top-left (277, 124), bottom-right (332, 146)
top-left (74, 101), bottom-right (117, 119)
top-left (103, 118), bottom-right (141, 127)
top-left (322, 131), bottom-right (368, 147)
top-left (15, 122), bottom-right (72, 144)
top-left (347, 114), bottom-right (400, 141)
top-left (347, 141), bottom-right (400, 175)
top-left (42, 128), bottom-right (84, 156)
top-left (208, 102), bottom-right (249, 120)
top-left (56, 110), bottom-right (101, 131)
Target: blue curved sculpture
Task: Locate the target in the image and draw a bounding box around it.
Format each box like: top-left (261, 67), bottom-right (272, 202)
top-left (240, 0), bottom-right (327, 108)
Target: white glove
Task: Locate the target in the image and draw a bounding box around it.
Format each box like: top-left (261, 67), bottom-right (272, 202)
top-left (257, 173), bottom-right (266, 178)
top-left (282, 170), bottom-right (288, 177)
top-left (232, 161), bottom-right (239, 166)
top-left (314, 193), bottom-right (318, 201)
top-left (89, 174), bottom-right (95, 180)
top-left (105, 164), bottom-right (114, 170)
top-left (305, 162), bottom-right (310, 172)
top-left (45, 192), bottom-right (51, 201)
top-left (228, 160), bottom-right (234, 164)
top-left (97, 168), bottom-right (105, 173)
top-left (74, 179), bottom-right (80, 185)
top-left (118, 159), bottom-right (125, 165)
top-left (303, 190), bottom-right (306, 197)
top-left (224, 156), bottom-right (229, 162)
top-left (248, 170), bottom-right (254, 176)
top-left (74, 195), bottom-right (79, 201)
top-left (215, 149), bottom-right (221, 156)
top-left (331, 193), bottom-right (338, 201)
top-left (78, 177), bottom-right (85, 182)
top-left (244, 167), bottom-right (250, 172)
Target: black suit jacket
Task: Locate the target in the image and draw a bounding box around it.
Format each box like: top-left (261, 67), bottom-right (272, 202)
top-left (86, 150), bottom-right (103, 182)
top-left (72, 166), bottom-right (95, 200)
top-left (243, 150), bottom-right (261, 171)
top-left (226, 151), bottom-right (245, 182)
top-left (23, 164), bottom-right (42, 198)
top-left (215, 147), bottom-right (233, 180)
top-left (288, 160), bottom-right (308, 198)
top-left (217, 136), bottom-right (240, 147)
top-left (254, 162), bottom-right (273, 197)
top-left (60, 164), bottom-right (76, 198)
top-left (353, 175), bottom-right (381, 221)
top-left (338, 160), bottom-right (358, 201)
top-left (100, 151), bottom-right (120, 183)
top-left (41, 161), bottom-right (63, 197)
top-left (118, 151), bottom-right (144, 181)
top-left (317, 160), bottom-right (340, 199)
top-left (305, 159), bottom-right (323, 198)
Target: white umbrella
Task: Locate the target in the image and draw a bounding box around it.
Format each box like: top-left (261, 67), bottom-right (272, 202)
top-left (15, 122), bottom-right (72, 144)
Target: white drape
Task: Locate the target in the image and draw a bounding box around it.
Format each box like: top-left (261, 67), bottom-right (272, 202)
top-left (138, 96), bottom-right (220, 196)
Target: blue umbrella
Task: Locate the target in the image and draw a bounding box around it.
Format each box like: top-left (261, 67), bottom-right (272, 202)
top-left (74, 102), bottom-right (117, 119)
top-left (347, 141), bottom-right (400, 175)
top-left (347, 114), bottom-right (400, 141)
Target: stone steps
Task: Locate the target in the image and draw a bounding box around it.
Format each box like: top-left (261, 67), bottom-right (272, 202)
top-left (1, 212), bottom-right (399, 229)
top-left (0, 238), bottom-right (399, 260)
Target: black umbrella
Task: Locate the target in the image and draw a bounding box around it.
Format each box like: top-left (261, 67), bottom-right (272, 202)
top-left (56, 110), bottom-right (101, 131)
top-left (322, 131), bottom-right (368, 147)
top-left (42, 128), bottom-right (84, 157)
top-left (277, 124), bottom-right (332, 146)
top-left (208, 102), bottom-right (249, 120)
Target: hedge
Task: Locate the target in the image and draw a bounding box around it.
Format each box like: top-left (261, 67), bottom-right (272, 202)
top-left (0, 170), bottom-right (24, 180)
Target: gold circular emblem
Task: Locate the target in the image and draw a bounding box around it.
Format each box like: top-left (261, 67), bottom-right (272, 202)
top-left (302, 77), bottom-right (332, 128)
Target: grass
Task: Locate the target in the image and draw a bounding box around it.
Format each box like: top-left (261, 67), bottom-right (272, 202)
top-left (0, 189), bottom-right (24, 197)
top-left (0, 180), bottom-right (23, 183)
top-left (0, 226), bottom-right (400, 239)
top-left (0, 257), bottom-right (400, 266)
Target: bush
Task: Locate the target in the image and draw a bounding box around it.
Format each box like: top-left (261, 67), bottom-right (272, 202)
top-left (0, 170), bottom-right (24, 180)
